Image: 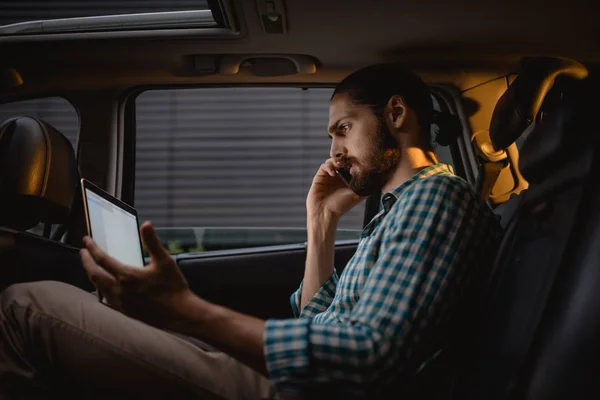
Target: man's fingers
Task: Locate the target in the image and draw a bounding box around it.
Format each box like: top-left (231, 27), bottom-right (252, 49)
top-left (321, 159), bottom-right (339, 177)
top-left (80, 248), bottom-right (118, 292)
top-left (140, 222), bottom-right (171, 263)
top-left (83, 236), bottom-right (141, 278)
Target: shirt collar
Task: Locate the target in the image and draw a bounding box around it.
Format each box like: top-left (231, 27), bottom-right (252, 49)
top-left (380, 163), bottom-right (454, 213)
top-left (360, 163), bottom-right (454, 238)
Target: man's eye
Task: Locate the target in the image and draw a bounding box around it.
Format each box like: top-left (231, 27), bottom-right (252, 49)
top-left (341, 124), bottom-right (350, 133)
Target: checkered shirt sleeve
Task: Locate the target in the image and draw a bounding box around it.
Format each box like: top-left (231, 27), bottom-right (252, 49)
top-left (289, 270), bottom-right (339, 318)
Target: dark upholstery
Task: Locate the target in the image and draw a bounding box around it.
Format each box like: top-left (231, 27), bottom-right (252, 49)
top-left (0, 116), bottom-right (78, 230)
top-left (510, 75), bottom-right (600, 400)
top-left (0, 227), bottom-right (93, 292)
top-left (457, 61), bottom-right (599, 400)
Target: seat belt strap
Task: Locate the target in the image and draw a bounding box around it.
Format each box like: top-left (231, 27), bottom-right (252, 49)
top-left (479, 161), bottom-right (505, 202)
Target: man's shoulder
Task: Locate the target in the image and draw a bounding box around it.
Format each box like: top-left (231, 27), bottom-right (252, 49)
top-left (400, 171), bottom-right (477, 203)
top-left (385, 171), bottom-right (501, 236)
top-left (402, 172), bottom-right (500, 229)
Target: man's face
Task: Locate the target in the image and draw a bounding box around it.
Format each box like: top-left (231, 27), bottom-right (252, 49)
top-left (328, 93), bottom-right (401, 196)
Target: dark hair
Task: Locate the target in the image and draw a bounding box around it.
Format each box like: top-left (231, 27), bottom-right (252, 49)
top-left (332, 63), bottom-right (459, 148)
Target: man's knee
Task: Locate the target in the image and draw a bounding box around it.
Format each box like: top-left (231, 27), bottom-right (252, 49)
top-left (1, 281), bottom-right (92, 315)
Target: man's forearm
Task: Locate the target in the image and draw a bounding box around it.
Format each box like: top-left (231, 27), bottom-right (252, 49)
top-left (175, 293), bottom-right (268, 376)
top-left (300, 214), bottom-right (338, 311)
top-left (168, 216), bottom-right (338, 377)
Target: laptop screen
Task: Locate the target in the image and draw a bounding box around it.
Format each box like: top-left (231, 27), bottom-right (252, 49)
top-left (85, 188), bottom-right (145, 268)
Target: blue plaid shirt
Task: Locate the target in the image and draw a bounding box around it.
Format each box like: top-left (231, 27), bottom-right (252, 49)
top-left (264, 164), bottom-right (501, 396)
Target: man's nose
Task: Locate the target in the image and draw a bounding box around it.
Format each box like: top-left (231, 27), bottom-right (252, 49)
top-left (329, 140), bottom-right (345, 160)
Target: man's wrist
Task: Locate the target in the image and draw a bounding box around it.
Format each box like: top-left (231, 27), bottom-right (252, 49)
top-left (307, 212), bottom-right (339, 232)
top-left (169, 290), bottom-right (211, 335)
top-left (307, 213), bottom-right (337, 252)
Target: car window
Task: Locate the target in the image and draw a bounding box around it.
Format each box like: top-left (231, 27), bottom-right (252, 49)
top-left (0, 1), bottom-right (234, 37)
top-left (134, 87), bottom-right (463, 255)
top-left (430, 93), bottom-right (455, 168)
top-left (0, 0), bottom-right (209, 25)
top-left (135, 88), bottom-right (365, 254)
top-left (435, 141), bottom-right (453, 166)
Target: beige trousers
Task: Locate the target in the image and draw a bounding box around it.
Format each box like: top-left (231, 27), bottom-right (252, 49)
top-left (0, 281), bottom-right (273, 399)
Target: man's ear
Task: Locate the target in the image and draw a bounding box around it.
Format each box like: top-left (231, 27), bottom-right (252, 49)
top-left (386, 95), bottom-right (408, 129)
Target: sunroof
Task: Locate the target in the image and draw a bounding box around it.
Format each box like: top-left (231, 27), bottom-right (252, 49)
top-left (0, 0), bottom-right (234, 35)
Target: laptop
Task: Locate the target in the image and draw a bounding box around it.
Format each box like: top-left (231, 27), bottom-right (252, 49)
top-left (80, 178), bottom-right (145, 268)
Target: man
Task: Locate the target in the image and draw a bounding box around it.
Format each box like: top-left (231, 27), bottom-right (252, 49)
top-left (0, 64), bottom-right (500, 399)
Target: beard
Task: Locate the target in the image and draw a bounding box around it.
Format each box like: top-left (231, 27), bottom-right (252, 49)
top-left (342, 118), bottom-right (401, 196)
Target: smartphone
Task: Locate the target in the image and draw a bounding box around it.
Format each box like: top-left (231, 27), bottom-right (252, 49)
top-left (336, 167), bottom-right (352, 187)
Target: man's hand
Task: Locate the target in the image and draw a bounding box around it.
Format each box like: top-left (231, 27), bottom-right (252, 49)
top-left (80, 221), bottom-right (194, 330)
top-left (301, 159), bottom-right (364, 311)
top-left (81, 221), bottom-right (269, 376)
top-left (306, 158), bottom-right (363, 222)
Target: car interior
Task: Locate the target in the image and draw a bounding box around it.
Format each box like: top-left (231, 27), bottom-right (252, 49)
top-left (1, 0), bottom-right (599, 398)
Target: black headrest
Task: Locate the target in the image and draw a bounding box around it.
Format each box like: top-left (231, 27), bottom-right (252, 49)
top-left (490, 57), bottom-right (588, 150)
top-left (519, 75), bottom-right (596, 184)
top-left (0, 116), bottom-right (79, 230)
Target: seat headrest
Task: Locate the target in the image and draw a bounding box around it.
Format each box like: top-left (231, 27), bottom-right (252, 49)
top-left (518, 75), bottom-right (596, 184)
top-left (490, 57), bottom-right (588, 150)
top-left (0, 116), bottom-right (79, 230)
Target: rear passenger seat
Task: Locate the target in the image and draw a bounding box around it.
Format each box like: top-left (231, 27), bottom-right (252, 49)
top-left (0, 116), bottom-right (92, 292)
top-left (457, 58), bottom-right (600, 399)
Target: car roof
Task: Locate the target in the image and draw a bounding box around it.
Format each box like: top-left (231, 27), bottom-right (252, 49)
top-left (1, 0), bottom-right (599, 101)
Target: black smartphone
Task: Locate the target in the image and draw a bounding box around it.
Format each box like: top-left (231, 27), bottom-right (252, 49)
top-left (336, 167), bottom-right (352, 187)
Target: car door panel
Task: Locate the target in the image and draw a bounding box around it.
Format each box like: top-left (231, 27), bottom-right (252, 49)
top-left (177, 243), bottom-right (358, 320)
